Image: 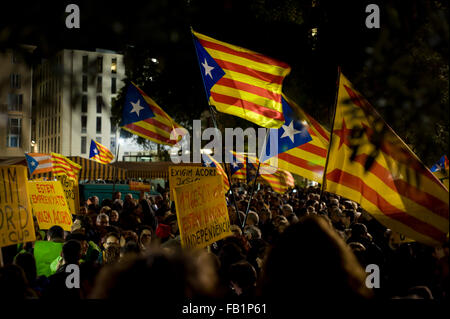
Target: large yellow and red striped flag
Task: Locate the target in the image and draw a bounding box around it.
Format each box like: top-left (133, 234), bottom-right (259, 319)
top-left (325, 73), bottom-right (449, 246)
top-left (89, 139), bottom-right (114, 164)
top-left (264, 95), bottom-right (330, 183)
top-left (192, 30), bottom-right (291, 128)
top-left (51, 153), bottom-right (81, 182)
top-left (121, 82), bottom-right (187, 146)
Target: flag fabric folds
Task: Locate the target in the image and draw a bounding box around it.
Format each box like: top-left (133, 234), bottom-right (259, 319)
top-left (431, 155), bottom-right (449, 190)
top-left (261, 95), bottom-right (312, 162)
top-left (264, 95), bottom-right (330, 183)
top-left (202, 153), bottom-right (230, 192)
top-left (192, 30), bottom-right (291, 128)
top-left (121, 82), bottom-right (186, 146)
top-left (229, 151), bottom-right (247, 180)
top-left (89, 140), bottom-right (114, 164)
top-left (51, 153), bottom-right (81, 181)
top-left (325, 73), bottom-right (449, 246)
top-left (25, 153), bottom-right (53, 175)
top-left (260, 168), bottom-right (295, 194)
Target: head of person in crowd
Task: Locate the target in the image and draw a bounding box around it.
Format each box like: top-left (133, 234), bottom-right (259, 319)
top-left (13, 252), bottom-right (37, 286)
top-left (119, 230), bottom-right (138, 247)
top-left (47, 225), bottom-right (65, 242)
top-left (90, 196), bottom-right (100, 206)
top-left (96, 213), bottom-right (109, 229)
top-left (230, 225), bottom-right (243, 237)
top-left (79, 206), bottom-right (88, 215)
top-left (155, 206), bottom-right (171, 224)
top-left (165, 214), bottom-right (179, 237)
top-left (190, 251), bottom-right (221, 298)
top-left (66, 231), bottom-right (89, 260)
top-left (100, 205), bottom-right (111, 216)
top-left (260, 216), bottom-right (373, 303)
top-left (113, 191), bottom-right (122, 201)
top-left (281, 204), bottom-right (293, 218)
top-left (244, 225), bottom-right (262, 241)
top-left (138, 225), bottom-right (153, 251)
top-left (348, 223), bottom-right (371, 246)
top-left (306, 205), bottom-right (316, 215)
top-left (348, 242), bottom-right (367, 267)
top-left (103, 245), bottom-right (121, 265)
top-left (62, 239), bottom-right (82, 266)
top-left (341, 209), bottom-right (355, 228)
top-left (272, 215), bottom-right (289, 234)
top-left (109, 210), bottom-right (119, 223)
top-left (227, 205), bottom-right (238, 225)
top-left (286, 213), bottom-right (299, 225)
top-left (229, 261), bottom-right (257, 297)
top-left (245, 211), bottom-right (259, 226)
top-left (259, 207), bottom-right (272, 224)
top-left (120, 240), bottom-right (140, 259)
top-left (112, 199), bottom-right (123, 212)
top-left (103, 232), bottom-right (120, 250)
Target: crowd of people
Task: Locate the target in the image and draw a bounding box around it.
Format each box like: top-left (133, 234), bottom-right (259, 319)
top-left (0, 182), bottom-right (448, 306)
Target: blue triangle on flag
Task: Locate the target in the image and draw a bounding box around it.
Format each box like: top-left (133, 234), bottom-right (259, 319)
top-left (25, 153), bottom-right (39, 175)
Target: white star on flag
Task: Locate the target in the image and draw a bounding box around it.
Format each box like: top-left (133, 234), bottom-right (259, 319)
top-left (130, 99), bottom-right (145, 117)
top-left (31, 162), bottom-right (36, 167)
top-left (202, 58), bottom-right (214, 79)
top-left (280, 120), bottom-right (301, 143)
top-left (93, 149), bottom-right (98, 154)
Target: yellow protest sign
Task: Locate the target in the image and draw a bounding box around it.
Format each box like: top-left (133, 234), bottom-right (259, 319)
top-left (54, 174), bottom-right (80, 215)
top-left (169, 166), bottom-right (217, 198)
top-left (0, 166), bottom-right (36, 248)
top-left (173, 174), bottom-right (232, 249)
top-left (130, 181), bottom-right (151, 192)
top-left (28, 181), bottom-right (73, 231)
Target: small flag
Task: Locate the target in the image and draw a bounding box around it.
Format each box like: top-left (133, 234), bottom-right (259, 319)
top-left (229, 151), bottom-right (247, 180)
top-left (431, 155), bottom-right (449, 173)
top-left (192, 29), bottom-right (291, 128)
top-left (51, 153), bottom-right (81, 181)
top-left (121, 82), bottom-right (187, 146)
top-left (260, 168), bottom-right (295, 194)
top-left (25, 153), bottom-right (52, 175)
top-left (202, 153), bottom-right (230, 192)
top-left (90, 139), bottom-right (114, 164)
top-left (260, 95), bottom-right (312, 162)
top-left (325, 73), bottom-right (449, 246)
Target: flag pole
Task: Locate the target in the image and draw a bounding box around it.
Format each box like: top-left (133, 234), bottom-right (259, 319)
top-left (190, 26), bottom-right (242, 228)
top-left (112, 129), bottom-right (121, 196)
top-left (320, 66), bottom-right (341, 201)
top-left (242, 128), bottom-right (269, 228)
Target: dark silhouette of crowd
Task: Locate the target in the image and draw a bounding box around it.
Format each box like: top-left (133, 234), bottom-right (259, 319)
top-left (0, 183), bottom-right (448, 308)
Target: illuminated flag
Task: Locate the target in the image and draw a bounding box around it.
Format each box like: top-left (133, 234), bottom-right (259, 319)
top-left (192, 30), bottom-right (291, 128)
top-left (25, 153), bottom-right (52, 175)
top-left (121, 82), bottom-right (186, 146)
top-left (202, 153), bottom-right (230, 192)
top-left (261, 95), bottom-right (312, 162)
top-left (325, 73), bottom-right (449, 246)
top-left (260, 168), bottom-right (295, 194)
top-left (51, 153), bottom-right (81, 182)
top-left (90, 139), bottom-right (114, 164)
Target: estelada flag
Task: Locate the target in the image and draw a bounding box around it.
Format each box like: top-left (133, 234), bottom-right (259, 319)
top-left (202, 153), bottom-right (230, 193)
top-left (325, 73), bottom-right (449, 246)
top-left (263, 95), bottom-right (329, 183)
top-left (51, 153), bottom-right (81, 182)
top-left (121, 82), bottom-right (187, 146)
top-left (192, 29), bottom-right (291, 128)
top-left (229, 151), bottom-right (247, 180)
top-left (89, 139), bottom-right (114, 164)
top-left (25, 153), bottom-right (53, 175)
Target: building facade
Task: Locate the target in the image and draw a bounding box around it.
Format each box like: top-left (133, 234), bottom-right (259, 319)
top-left (0, 45), bottom-right (36, 159)
top-left (34, 48), bottom-right (125, 157)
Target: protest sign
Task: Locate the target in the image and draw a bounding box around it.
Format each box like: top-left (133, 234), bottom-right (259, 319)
top-left (0, 166), bottom-right (36, 248)
top-left (130, 181), bottom-right (151, 192)
top-left (54, 174), bottom-right (80, 215)
top-left (169, 166), bottom-right (217, 198)
top-left (28, 181), bottom-right (73, 231)
top-left (173, 174), bottom-right (232, 249)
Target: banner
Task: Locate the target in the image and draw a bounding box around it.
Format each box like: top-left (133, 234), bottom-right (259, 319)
top-left (173, 175), bottom-right (232, 249)
top-left (28, 181), bottom-right (73, 231)
top-left (169, 166), bottom-right (217, 198)
top-left (0, 166), bottom-right (36, 248)
top-left (54, 174), bottom-right (80, 215)
top-left (130, 181), bottom-right (151, 192)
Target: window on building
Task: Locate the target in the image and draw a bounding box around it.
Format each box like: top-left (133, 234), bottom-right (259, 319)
top-left (10, 74), bottom-right (21, 89)
top-left (97, 57), bottom-right (103, 73)
top-left (57, 136), bottom-right (60, 153)
top-left (7, 118), bottom-right (21, 148)
top-left (96, 96), bottom-right (103, 113)
top-left (96, 117), bottom-right (102, 133)
top-left (81, 95), bottom-right (87, 113)
top-left (82, 55), bottom-right (88, 73)
top-left (81, 116), bottom-right (87, 133)
top-left (110, 136), bottom-right (116, 152)
top-left (111, 77), bottom-right (117, 94)
top-left (81, 136), bottom-right (86, 154)
top-left (96, 136), bottom-right (102, 144)
top-left (111, 58), bottom-right (117, 74)
top-left (82, 75), bottom-right (87, 92)
top-left (97, 76), bottom-right (102, 93)
top-left (7, 93), bottom-right (23, 111)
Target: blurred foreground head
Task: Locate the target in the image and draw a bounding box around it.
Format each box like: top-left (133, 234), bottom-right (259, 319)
top-left (260, 216), bottom-right (373, 303)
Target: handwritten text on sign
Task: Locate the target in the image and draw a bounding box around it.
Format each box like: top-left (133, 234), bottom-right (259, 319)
top-left (173, 175), bottom-right (232, 249)
top-left (0, 166), bottom-right (36, 248)
top-left (28, 181), bottom-right (73, 231)
top-left (55, 174), bottom-right (80, 215)
top-left (169, 166), bottom-right (217, 198)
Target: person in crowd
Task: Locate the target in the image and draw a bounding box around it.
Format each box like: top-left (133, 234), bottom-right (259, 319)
top-left (34, 225), bottom-right (65, 278)
top-left (228, 261), bottom-right (257, 298)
